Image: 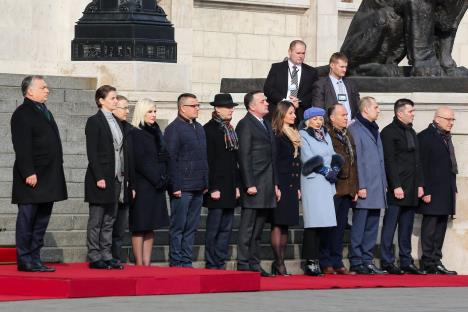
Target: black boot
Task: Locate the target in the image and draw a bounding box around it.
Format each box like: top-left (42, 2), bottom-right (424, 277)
top-left (304, 259), bottom-right (323, 276)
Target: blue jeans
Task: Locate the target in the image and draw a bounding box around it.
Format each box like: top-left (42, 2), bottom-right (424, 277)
top-left (169, 191), bottom-right (203, 267)
top-left (380, 204), bottom-right (415, 267)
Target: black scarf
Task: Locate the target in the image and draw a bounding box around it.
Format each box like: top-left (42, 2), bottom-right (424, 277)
top-left (333, 127), bottom-right (354, 165)
top-left (142, 123), bottom-right (170, 162)
top-left (432, 123), bottom-right (458, 175)
top-left (356, 112), bottom-right (379, 141)
top-left (212, 111), bottom-right (239, 151)
top-left (394, 117), bottom-right (416, 151)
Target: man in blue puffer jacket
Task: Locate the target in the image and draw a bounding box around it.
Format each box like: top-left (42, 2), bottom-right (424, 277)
top-left (164, 93), bottom-right (209, 267)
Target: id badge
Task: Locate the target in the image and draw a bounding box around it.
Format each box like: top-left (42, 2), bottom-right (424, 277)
top-left (289, 83), bottom-right (298, 91)
top-left (338, 94), bottom-right (347, 102)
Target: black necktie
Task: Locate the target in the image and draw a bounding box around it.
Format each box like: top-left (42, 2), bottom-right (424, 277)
top-left (37, 103), bottom-right (51, 121)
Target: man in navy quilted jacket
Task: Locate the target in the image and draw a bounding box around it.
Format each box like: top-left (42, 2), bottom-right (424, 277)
top-left (164, 93), bottom-right (209, 267)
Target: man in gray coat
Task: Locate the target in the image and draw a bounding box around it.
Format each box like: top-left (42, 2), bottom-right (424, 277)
top-left (236, 90), bottom-right (280, 277)
top-left (348, 96), bottom-right (388, 275)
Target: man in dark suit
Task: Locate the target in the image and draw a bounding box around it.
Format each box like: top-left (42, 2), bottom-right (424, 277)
top-left (417, 106), bottom-right (458, 275)
top-left (380, 99), bottom-right (426, 275)
top-left (311, 52), bottom-right (360, 120)
top-left (11, 75), bottom-right (68, 272)
top-left (264, 40), bottom-right (319, 123)
top-left (203, 93), bottom-right (240, 269)
top-left (85, 85), bottom-right (126, 270)
top-left (111, 95), bottom-right (135, 263)
top-left (236, 90), bottom-right (280, 277)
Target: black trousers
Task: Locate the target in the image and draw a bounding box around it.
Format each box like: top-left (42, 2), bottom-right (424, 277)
top-left (16, 202), bottom-right (53, 265)
top-left (237, 208), bottom-right (270, 269)
top-left (421, 215), bottom-right (449, 268)
top-left (204, 208), bottom-right (235, 269)
top-left (320, 195), bottom-right (353, 268)
top-left (112, 202), bottom-right (129, 262)
top-left (302, 227), bottom-right (329, 260)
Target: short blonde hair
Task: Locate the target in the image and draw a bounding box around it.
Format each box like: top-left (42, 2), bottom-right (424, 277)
top-left (131, 98), bottom-right (156, 129)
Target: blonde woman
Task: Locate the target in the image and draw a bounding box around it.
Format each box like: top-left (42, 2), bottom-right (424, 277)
top-left (130, 99), bottom-right (170, 265)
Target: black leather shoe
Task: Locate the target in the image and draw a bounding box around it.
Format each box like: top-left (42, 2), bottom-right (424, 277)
top-left (350, 264), bottom-right (370, 274)
top-left (33, 260), bottom-right (56, 272)
top-left (304, 260), bottom-right (323, 276)
top-left (17, 262), bottom-right (43, 272)
top-left (366, 264), bottom-right (388, 274)
top-left (249, 265), bottom-right (273, 277)
top-left (401, 264), bottom-right (426, 275)
top-left (89, 260), bottom-right (112, 269)
top-left (436, 264), bottom-right (457, 275)
top-left (382, 263), bottom-right (404, 275)
top-left (106, 259), bottom-right (124, 270)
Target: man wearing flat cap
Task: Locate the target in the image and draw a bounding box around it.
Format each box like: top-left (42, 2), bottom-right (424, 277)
top-left (203, 93), bottom-right (241, 269)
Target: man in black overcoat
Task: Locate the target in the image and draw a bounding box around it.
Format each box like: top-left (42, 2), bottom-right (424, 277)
top-left (236, 90), bottom-right (280, 277)
top-left (380, 99), bottom-right (425, 275)
top-left (311, 52), bottom-right (360, 120)
top-left (11, 75), bottom-right (67, 272)
top-left (263, 40), bottom-right (318, 123)
top-left (203, 93), bottom-right (240, 269)
top-left (417, 106), bottom-right (458, 275)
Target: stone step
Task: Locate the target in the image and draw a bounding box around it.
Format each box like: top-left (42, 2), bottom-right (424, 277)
top-left (0, 227), bottom-right (309, 247)
top-left (0, 198), bottom-right (89, 214)
top-left (39, 242), bottom-right (385, 265)
top-left (0, 73), bottom-right (97, 90)
top-left (0, 181), bottom-right (84, 199)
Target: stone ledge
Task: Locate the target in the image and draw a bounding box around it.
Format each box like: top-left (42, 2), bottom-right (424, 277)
top-left (221, 77), bottom-right (468, 93)
top-left (194, 0), bottom-right (309, 14)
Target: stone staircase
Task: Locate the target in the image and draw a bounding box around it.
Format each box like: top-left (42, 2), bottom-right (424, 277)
top-left (0, 73), bottom-right (385, 274)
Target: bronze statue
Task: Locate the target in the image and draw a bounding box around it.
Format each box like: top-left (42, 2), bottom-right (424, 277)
top-left (341, 0), bottom-right (468, 77)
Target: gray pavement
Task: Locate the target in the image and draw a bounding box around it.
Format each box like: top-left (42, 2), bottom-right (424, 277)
top-left (1, 288), bottom-right (468, 312)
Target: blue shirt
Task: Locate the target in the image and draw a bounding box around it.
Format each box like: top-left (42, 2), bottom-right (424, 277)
top-left (329, 75), bottom-right (352, 119)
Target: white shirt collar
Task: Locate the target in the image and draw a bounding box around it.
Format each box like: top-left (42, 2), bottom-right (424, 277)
top-left (288, 59), bottom-right (302, 70)
top-left (329, 74), bottom-right (343, 84)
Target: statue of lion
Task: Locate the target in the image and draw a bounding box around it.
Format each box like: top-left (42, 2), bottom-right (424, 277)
top-left (341, 0), bottom-right (468, 76)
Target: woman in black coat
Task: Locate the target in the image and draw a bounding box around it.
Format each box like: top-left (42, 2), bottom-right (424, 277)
top-left (270, 100), bottom-right (301, 275)
top-left (85, 85), bottom-right (125, 270)
top-left (130, 98), bottom-right (169, 266)
top-left (203, 94), bottom-right (240, 269)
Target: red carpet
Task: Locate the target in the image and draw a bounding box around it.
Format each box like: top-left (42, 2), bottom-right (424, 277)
top-left (0, 263), bottom-right (260, 301)
top-left (0, 247), bottom-right (16, 264)
top-left (261, 274), bottom-right (468, 291)
top-left (1, 264), bottom-right (468, 302)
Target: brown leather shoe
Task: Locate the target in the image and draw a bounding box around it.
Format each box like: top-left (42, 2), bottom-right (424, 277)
top-left (322, 266), bottom-right (336, 274)
top-left (335, 267), bottom-right (356, 275)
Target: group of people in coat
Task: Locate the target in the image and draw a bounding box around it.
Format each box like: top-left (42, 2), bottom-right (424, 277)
top-left (11, 72), bottom-right (458, 276)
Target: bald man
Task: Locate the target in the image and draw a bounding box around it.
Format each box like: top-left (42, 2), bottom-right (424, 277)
top-left (417, 107), bottom-right (458, 275)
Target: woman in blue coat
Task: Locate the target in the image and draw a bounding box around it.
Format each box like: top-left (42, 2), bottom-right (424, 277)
top-left (130, 99), bottom-right (169, 266)
top-left (300, 107), bottom-right (341, 276)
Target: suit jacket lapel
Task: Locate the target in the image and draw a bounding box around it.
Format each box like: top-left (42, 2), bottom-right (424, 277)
top-left (357, 120), bottom-right (377, 143)
top-left (326, 77), bottom-right (339, 104)
top-left (247, 113), bottom-right (270, 140)
top-left (280, 61), bottom-right (289, 97)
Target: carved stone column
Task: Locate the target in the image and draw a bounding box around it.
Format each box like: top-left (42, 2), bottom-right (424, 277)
top-left (72, 0), bottom-right (177, 62)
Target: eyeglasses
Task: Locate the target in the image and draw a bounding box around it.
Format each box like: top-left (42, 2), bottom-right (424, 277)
top-left (115, 106), bottom-right (129, 110)
top-left (184, 104), bottom-right (200, 108)
top-left (437, 116), bottom-right (456, 122)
